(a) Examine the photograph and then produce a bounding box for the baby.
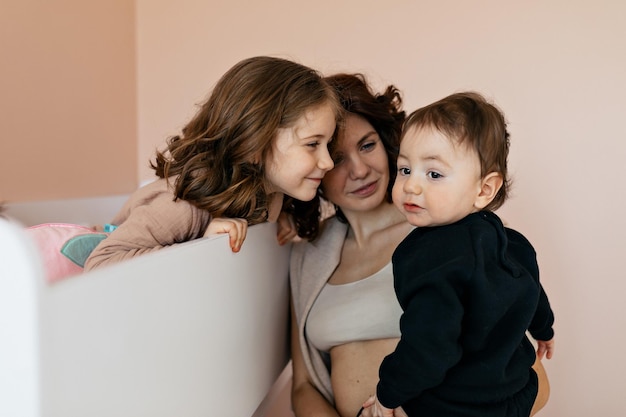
[365,92,555,417]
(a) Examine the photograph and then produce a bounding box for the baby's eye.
[398,167,411,176]
[427,171,443,179]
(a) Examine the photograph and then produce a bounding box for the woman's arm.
[530,357,550,416]
[290,301,340,417]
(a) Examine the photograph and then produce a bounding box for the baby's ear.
[474,172,503,210]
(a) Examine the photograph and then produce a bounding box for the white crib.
[1,196,293,417]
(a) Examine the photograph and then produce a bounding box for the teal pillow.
[60,233,108,267]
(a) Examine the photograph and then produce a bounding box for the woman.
[289,74,550,417]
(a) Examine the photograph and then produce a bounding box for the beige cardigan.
[290,217,349,404]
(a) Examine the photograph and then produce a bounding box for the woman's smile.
[349,180,378,197]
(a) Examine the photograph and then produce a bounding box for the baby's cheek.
[391,183,403,206]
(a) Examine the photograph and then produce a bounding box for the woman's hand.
[276,211,297,245]
[204,218,248,252]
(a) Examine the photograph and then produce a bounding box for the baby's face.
[392,126,484,227]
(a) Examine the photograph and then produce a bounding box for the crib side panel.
[38,222,291,417]
[4,194,129,227]
[0,218,42,417]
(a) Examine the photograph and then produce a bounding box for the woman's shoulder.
[290,217,347,276]
[294,217,347,248]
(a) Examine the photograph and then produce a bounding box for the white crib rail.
[0,218,291,417]
[3,194,130,227]
[0,218,43,417]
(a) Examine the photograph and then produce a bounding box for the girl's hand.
[276,211,297,245]
[204,218,248,252]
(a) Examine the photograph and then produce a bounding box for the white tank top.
[306,262,403,352]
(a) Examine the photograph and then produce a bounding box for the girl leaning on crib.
[85,56,341,271]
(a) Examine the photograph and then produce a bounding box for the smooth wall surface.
[0,0,137,202]
[137,1,625,416]
[2,1,625,415]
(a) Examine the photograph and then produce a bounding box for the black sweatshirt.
[377,211,554,414]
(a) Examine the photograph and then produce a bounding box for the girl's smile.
[265,102,336,201]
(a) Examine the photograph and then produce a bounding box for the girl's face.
[321,114,390,214]
[264,102,336,201]
[392,126,484,227]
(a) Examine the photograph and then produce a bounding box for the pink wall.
[0,0,137,202]
[2,0,625,415]
[136,1,626,415]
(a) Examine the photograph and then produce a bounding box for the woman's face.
[321,114,390,214]
[264,102,336,201]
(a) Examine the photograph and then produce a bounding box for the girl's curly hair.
[151,56,340,231]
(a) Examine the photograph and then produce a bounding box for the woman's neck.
[342,202,408,248]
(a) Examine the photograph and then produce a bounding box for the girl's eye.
[427,171,443,179]
[398,167,411,176]
[307,141,320,149]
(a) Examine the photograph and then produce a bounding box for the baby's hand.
[361,396,395,417]
[276,211,297,246]
[536,339,555,360]
[204,218,248,252]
